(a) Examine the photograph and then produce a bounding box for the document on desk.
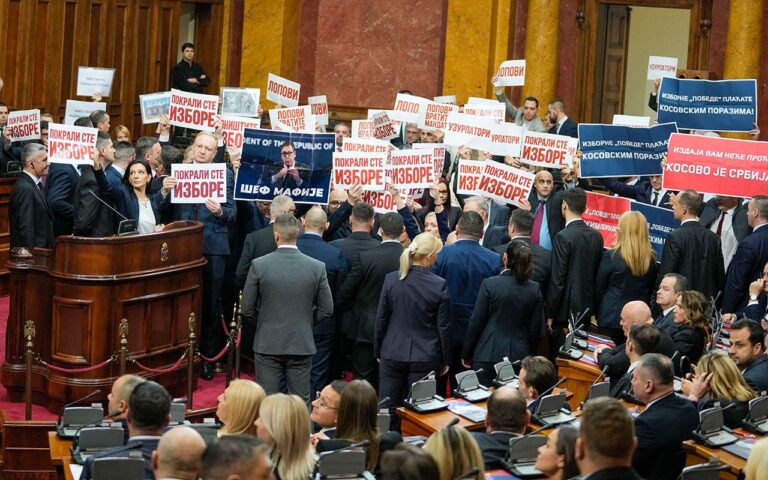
[70,464,84,479]
[447,400,486,423]
[722,438,756,460]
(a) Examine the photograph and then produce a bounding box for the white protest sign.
[477,160,535,207]
[171,163,227,204]
[434,95,457,104]
[495,60,526,87]
[456,159,484,195]
[413,143,446,180]
[76,67,115,97]
[489,122,523,157]
[443,111,493,151]
[371,111,399,140]
[362,190,398,214]
[64,100,106,125]
[647,56,678,80]
[220,115,262,151]
[612,115,651,127]
[351,119,376,139]
[308,95,329,126]
[48,123,98,166]
[367,110,402,134]
[266,73,300,107]
[168,89,219,132]
[342,137,391,154]
[464,103,505,124]
[269,105,316,133]
[390,93,429,123]
[6,109,41,142]
[467,97,500,105]
[390,150,434,189]
[520,131,578,168]
[418,101,458,130]
[332,151,387,191]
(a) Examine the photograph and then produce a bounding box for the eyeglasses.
[314,391,337,410]
[328,201,342,206]
[281,151,295,156]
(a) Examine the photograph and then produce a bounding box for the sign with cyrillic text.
[444,111,493,150]
[583,192,629,247]
[657,78,757,132]
[495,60,526,87]
[647,56,678,81]
[390,150,434,189]
[467,97,499,105]
[413,143,446,179]
[418,101,458,130]
[371,111,399,140]
[631,201,679,260]
[463,103,505,124]
[76,67,115,97]
[520,131,578,168]
[351,119,375,139]
[489,122,523,157]
[48,123,98,166]
[362,190,398,214]
[332,152,387,191]
[308,95,329,126]
[269,106,315,133]
[390,93,429,123]
[612,115,650,127]
[64,100,106,125]
[220,115,262,151]
[456,160,484,196]
[477,161,535,207]
[266,73,300,107]
[367,110,403,135]
[171,163,227,204]
[6,109,41,142]
[342,137,391,154]
[168,89,219,132]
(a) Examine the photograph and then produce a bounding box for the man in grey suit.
[493,82,546,133]
[241,213,333,404]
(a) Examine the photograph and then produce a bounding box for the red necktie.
[715,211,726,237]
[531,200,545,244]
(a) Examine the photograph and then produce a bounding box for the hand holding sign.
[161,176,178,196]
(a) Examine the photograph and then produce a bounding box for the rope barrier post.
[234,291,242,380]
[24,320,35,420]
[186,312,196,409]
[119,318,129,376]
[225,314,236,386]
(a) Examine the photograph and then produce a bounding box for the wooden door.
[595,4,630,123]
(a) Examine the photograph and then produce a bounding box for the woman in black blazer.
[596,212,658,344]
[461,242,544,386]
[375,233,450,428]
[670,290,709,364]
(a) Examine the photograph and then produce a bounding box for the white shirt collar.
[644,390,675,410]
[23,171,40,182]
[662,305,675,316]
[277,245,298,250]
[681,218,699,225]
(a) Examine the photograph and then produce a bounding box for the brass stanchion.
[119,318,129,376]
[186,313,197,408]
[24,320,35,420]
[234,291,243,379]
[225,305,237,386]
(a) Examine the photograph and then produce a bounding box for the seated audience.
[202,435,274,480]
[310,380,346,436]
[669,290,709,364]
[151,426,206,480]
[654,273,688,334]
[470,386,529,470]
[423,425,485,480]
[744,260,768,322]
[609,323,661,400]
[518,356,567,414]
[255,394,315,480]
[728,318,768,392]
[380,444,440,480]
[216,379,267,437]
[534,424,579,480]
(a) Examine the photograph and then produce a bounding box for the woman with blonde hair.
[595,211,658,344]
[683,351,756,428]
[423,425,485,480]
[375,233,449,431]
[112,125,131,143]
[255,394,314,480]
[216,379,266,436]
[671,290,710,363]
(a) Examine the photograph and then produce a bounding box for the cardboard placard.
[6,109,41,141]
[171,163,227,204]
[266,73,300,107]
[48,123,98,166]
[168,89,219,132]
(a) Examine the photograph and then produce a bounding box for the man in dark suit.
[729,319,768,392]
[460,196,509,250]
[654,273,687,333]
[518,356,563,414]
[171,132,236,380]
[723,196,768,315]
[546,99,578,138]
[744,260,768,322]
[297,207,348,395]
[631,353,699,480]
[73,132,117,237]
[337,212,404,387]
[80,381,171,480]
[546,188,604,352]
[471,386,529,470]
[576,398,645,480]
[263,140,311,189]
[10,143,54,249]
[150,425,206,480]
[494,208,551,295]
[241,214,333,404]
[598,175,671,208]
[657,190,725,302]
[528,170,565,250]
[699,195,750,270]
[236,194,295,285]
[609,324,660,400]
[433,211,500,388]
[45,161,80,237]
[106,141,134,190]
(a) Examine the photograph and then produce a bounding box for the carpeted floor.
[0,295,244,420]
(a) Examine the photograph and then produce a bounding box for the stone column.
[521,0,560,107]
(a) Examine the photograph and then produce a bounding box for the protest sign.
[76,67,115,97]
[414,143,446,179]
[463,103,505,124]
[351,119,375,139]
[467,97,500,105]
[266,73,300,107]
[332,151,387,191]
[520,131,578,168]
[236,128,334,204]
[477,161,535,207]
[48,123,98,166]
[583,192,630,248]
[362,190,398,214]
[308,95,329,126]
[221,88,260,117]
[456,159,485,195]
[269,105,316,133]
[371,111,399,140]
[434,95,457,104]
[6,109,41,142]
[390,93,429,123]
[612,115,650,127]
[495,60,526,87]
[367,110,403,134]
[64,100,106,125]
[139,92,171,124]
[342,137,391,154]
[168,89,219,132]
[578,122,677,178]
[444,111,493,151]
[417,101,458,130]
[647,56,678,80]
[220,115,262,151]
[489,122,523,157]
[390,150,434,189]
[657,78,757,132]
[631,201,679,260]
[663,133,768,198]
[171,163,227,204]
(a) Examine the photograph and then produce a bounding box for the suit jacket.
[296,233,348,337]
[375,267,450,364]
[462,272,543,364]
[92,168,166,230]
[656,220,725,302]
[744,298,767,322]
[609,369,634,399]
[494,237,551,298]
[73,166,117,237]
[586,467,646,480]
[45,162,79,236]
[699,198,751,242]
[105,164,124,190]
[495,92,547,132]
[597,178,671,208]
[236,224,278,285]
[669,324,706,364]
[331,231,381,267]
[482,225,510,250]
[527,189,566,244]
[595,250,658,330]
[655,309,676,335]
[742,354,768,392]
[80,437,160,480]
[546,220,604,325]
[632,392,699,480]
[337,241,402,344]
[433,240,501,347]
[549,118,578,138]
[10,173,54,249]
[471,430,522,470]
[598,328,676,383]
[241,247,333,356]
[722,225,768,314]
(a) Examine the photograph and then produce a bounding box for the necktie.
[531,200,545,244]
[715,211,726,237]
[36,180,42,191]
[651,191,659,206]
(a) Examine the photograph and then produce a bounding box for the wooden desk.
[683,429,755,480]
[556,336,613,410]
[48,431,72,466]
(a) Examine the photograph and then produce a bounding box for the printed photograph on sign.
[220,88,260,117]
[139,92,171,124]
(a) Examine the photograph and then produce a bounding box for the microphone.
[444,417,460,429]
[377,397,390,407]
[456,369,484,392]
[526,424,550,436]
[456,467,480,480]
[72,411,122,451]
[313,439,371,476]
[89,190,129,220]
[589,366,609,388]
[407,370,435,401]
[58,389,101,426]
[537,378,566,399]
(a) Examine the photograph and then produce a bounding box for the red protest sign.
[390,150,434,189]
[332,152,387,191]
[477,161,535,207]
[342,138,391,154]
[583,191,630,247]
[413,143,445,180]
[168,89,219,132]
[48,123,98,165]
[418,101,458,130]
[663,133,768,197]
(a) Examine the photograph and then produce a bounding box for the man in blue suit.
[297,207,348,395]
[723,196,768,315]
[171,132,236,380]
[433,211,500,389]
[598,175,671,208]
[46,162,80,237]
[546,99,578,138]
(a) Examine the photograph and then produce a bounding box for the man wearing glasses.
[309,380,347,440]
[265,140,311,189]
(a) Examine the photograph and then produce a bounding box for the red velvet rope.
[41,357,113,373]
[133,352,187,374]
[199,340,231,363]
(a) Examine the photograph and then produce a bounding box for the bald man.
[471,386,530,469]
[527,170,565,250]
[595,301,677,385]
[151,426,206,480]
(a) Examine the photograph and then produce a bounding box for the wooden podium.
[1,221,206,412]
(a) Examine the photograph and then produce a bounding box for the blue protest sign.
[630,201,680,260]
[579,122,677,178]
[236,128,335,204]
[657,78,757,132]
